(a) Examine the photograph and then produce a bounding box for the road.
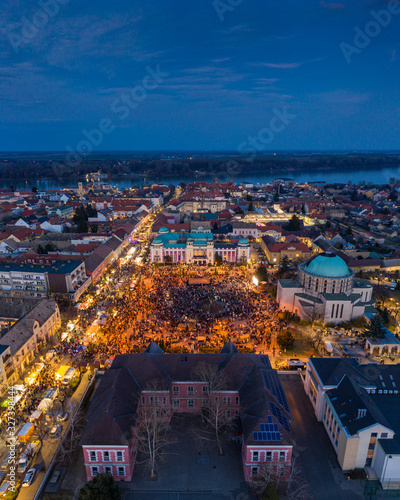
[280,373,364,500]
[16,373,91,500]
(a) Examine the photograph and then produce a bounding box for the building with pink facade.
[81,342,293,483]
[150,227,251,265]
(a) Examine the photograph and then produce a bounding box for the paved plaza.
[119,414,251,500]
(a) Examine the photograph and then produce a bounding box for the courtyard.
[62,413,250,499]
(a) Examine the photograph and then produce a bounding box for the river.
[1,164,399,191]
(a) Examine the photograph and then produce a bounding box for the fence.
[364,480,400,499]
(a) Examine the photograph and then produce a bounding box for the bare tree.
[249,462,285,498]
[191,361,238,456]
[57,400,85,465]
[33,401,63,447]
[284,456,310,500]
[249,456,309,500]
[134,379,175,479]
[310,329,325,355]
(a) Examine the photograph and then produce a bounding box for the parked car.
[0,482,10,497]
[50,425,62,438]
[57,413,68,422]
[22,468,36,487]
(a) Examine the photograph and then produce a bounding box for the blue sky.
[0,0,399,152]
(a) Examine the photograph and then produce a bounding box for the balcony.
[5,365,14,377]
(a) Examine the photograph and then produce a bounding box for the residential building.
[0,299,60,384]
[261,236,312,264]
[0,260,89,301]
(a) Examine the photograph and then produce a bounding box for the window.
[187,386,194,395]
[154,396,158,405]
[90,451,96,462]
[226,410,231,418]
[142,396,145,404]
[251,467,259,477]
[223,396,227,405]
[104,466,112,475]
[235,396,239,405]
[234,410,239,416]
[173,400,180,408]
[371,433,377,438]
[215,396,219,405]
[368,443,375,450]
[149,396,154,404]
[117,467,125,477]
[162,396,166,405]
[116,451,123,462]
[173,386,179,395]
[91,466,99,476]
[279,452,285,461]
[381,433,388,438]
[252,451,259,461]
[202,386,208,395]
[265,451,272,462]
[188,399,194,407]
[103,451,110,462]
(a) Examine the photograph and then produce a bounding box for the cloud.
[308,89,370,105]
[252,62,302,69]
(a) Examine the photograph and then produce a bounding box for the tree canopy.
[78,473,121,500]
[287,214,301,232]
[363,314,387,339]
[276,330,295,350]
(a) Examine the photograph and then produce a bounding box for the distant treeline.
[0,153,399,181]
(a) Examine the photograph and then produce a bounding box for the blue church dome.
[238,238,250,246]
[158,227,169,234]
[304,252,350,278]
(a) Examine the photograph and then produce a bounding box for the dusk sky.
[0,0,399,152]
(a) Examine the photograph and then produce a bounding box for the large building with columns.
[150,227,251,265]
[277,252,375,324]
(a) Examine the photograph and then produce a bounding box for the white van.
[325,341,333,354]
[63,368,75,385]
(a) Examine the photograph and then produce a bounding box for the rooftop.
[302,252,352,278]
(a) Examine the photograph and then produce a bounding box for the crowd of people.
[79,263,287,359]
[0,363,61,439]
